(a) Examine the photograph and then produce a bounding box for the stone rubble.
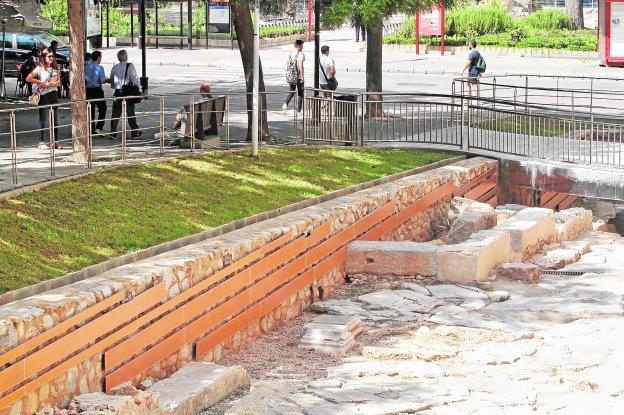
[299,315,363,354]
[37,363,250,415]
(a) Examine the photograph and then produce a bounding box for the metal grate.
[540,270,585,277]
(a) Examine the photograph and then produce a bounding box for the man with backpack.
[283,40,305,114]
[461,40,486,97]
[320,45,337,94]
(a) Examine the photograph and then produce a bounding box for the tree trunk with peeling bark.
[366,21,383,118]
[232,0,269,141]
[565,0,584,29]
[67,0,89,162]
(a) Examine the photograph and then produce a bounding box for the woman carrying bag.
[26,48,62,150]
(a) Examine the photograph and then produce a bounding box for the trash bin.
[333,94,358,143]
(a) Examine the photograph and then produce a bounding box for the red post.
[307,0,313,42]
[440,4,445,56]
[415,12,419,55]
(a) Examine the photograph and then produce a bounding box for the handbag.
[28,92,40,106]
[121,63,142,104]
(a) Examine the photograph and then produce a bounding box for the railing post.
[86,102,93,169]
[360,93,365,147]
[460,95,466,151]
[466,96,471,152]
[48,106,56,177]
[190,95,196,152]
[524,75,528,114]
[10,110,17,185]
[492,77,496,110]
[301,88,306,144]
[159,96,165,157]
[121,99,128,163]
[226,95,230,150]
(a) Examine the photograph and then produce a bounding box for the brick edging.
[0,155,466,305]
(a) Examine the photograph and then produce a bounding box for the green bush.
[446,6,513,37]
[519,9,572,30]
[40,0,68,35]
[383,6,597,52]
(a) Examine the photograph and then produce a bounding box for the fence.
[302,87,624,169]
[3,78,624,194]
[0,90,303,192]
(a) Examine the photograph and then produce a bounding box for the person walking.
[354,14,366,43]
[319,45,337,93]
[85,50,109,135]
[282,40,305,114]
[25,48,61,150]
[461,40,484,97]
[109,50,142,139]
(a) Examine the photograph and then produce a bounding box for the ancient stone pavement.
[226,229,624,415]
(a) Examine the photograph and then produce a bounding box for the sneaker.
[108,134,117,140]
[95,128,107,135]
[282,103,288,115]
[131,131,143,139]
[37,142,48,150]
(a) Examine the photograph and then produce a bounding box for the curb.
[0,154,466,305]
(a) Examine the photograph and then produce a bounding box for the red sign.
[418,6,444,36]
[416,4,445,55]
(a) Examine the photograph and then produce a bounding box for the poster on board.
[85,0,102,37]
[418,6,444,36]
[209,4,231,33]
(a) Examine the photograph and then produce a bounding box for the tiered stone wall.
[0,157,496,415]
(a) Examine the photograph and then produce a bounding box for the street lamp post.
[0,19,7,99]
[139,0,148,92]
[252,0,260,157]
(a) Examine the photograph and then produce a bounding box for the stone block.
[530,248,582,270]
[447,210,497,244]
[554,208,593,242]
[495,208,518,225]
[496,204,528,212]
[494,208,556,259]
[345,240,438,277]
[145,362,250,415]
[448,197,494,225]
[494,263,540,283]
[436,229,511,283]
[299,314,363,354]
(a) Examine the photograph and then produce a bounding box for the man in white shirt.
[109,49,142,139]
[319,45,337,92]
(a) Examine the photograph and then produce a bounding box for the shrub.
[446,6,513,37]
[40,0,68,35]
[520,9,572,30]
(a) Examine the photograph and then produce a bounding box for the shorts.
[467,75,480,84]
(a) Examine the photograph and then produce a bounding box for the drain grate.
[540,270,585,277]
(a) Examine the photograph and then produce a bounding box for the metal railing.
[0,90,304,192]
[302,89,624,169]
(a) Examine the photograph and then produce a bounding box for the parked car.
[0,31,70,77]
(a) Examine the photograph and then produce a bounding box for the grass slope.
[0,148,451,294]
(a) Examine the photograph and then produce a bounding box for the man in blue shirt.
[461,40,481,97]
[85,50,109,134]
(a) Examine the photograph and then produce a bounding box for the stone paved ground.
[214,229,624,414]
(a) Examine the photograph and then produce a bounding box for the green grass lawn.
[0,147,451,294]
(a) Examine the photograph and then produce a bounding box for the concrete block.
[494,263,540,283]
[555,208,593,242]
[345,240,438,277]
[494,208,556,259]
[146,363,250,415]
[495,208,518,225]
[436,229,511,283]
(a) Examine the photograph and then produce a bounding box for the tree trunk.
[365,20,383,118]
[67,0,89,162]
[565,0,584,29]
[231,0,269,141]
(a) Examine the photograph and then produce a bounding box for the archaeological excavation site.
[1,156,624,415]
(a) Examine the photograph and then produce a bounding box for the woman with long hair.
[26,48,61,149]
